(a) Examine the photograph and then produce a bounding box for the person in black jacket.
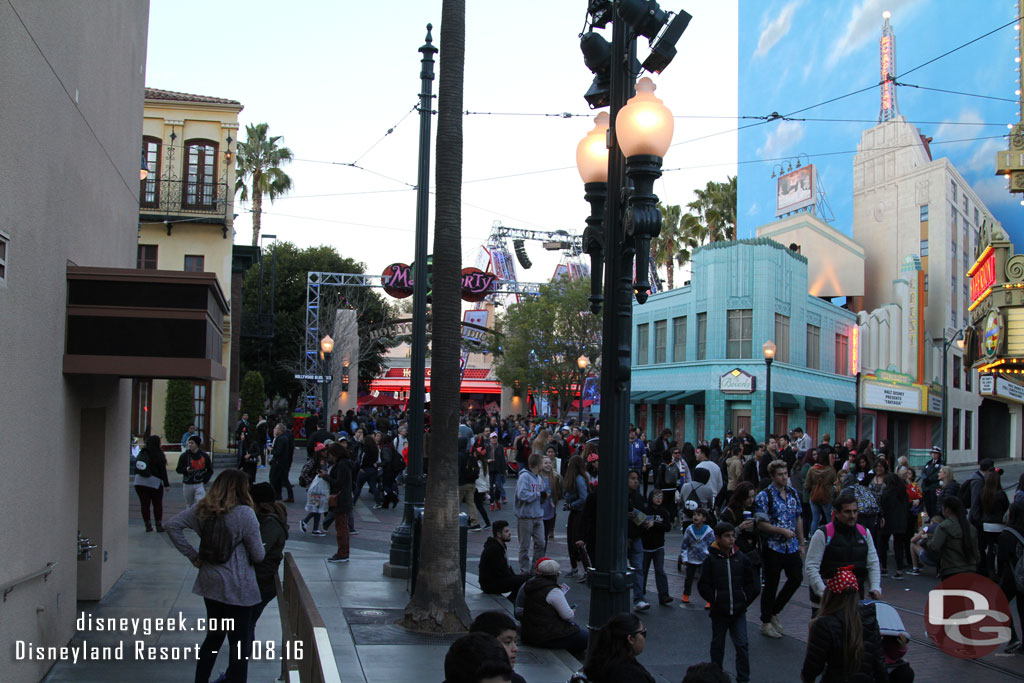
[478,521,529,602]
[176,435,214,506]
[800,566,887,682]
[640,490,673,606]
[698,522,759,683]
[997,501,1024,653]
[582,612,655,683]
[249,482,288,639]
[322,442,353,563]
[134,435,170,532]
[268,423,292,502]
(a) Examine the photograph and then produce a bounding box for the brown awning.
[64,266,228,380]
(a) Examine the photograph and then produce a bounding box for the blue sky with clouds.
[737,0,1022,247]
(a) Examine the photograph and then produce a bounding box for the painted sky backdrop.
[737,0,1022,248]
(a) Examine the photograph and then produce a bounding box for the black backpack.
[197,515,237,565]
[464,455,480,483]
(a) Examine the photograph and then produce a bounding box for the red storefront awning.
[370,367,502,395]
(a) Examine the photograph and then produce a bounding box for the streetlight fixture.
[576,1,687,635]
[763,340,776,442]
[320,334,334,415]
[936,328,964,459]
[577,354,590,424]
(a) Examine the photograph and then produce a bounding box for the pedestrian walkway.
[43,459,1024,682]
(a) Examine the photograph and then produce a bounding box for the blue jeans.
[642,548,669,601]
[491,471,506,502]
[628,537,644,602]
[810,501,830,532]
[355,468,379,503]
[710,614,750,682]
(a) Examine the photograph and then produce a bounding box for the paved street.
[43,460,1024,681]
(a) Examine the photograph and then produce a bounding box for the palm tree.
[235,123,294,246]
[651,202,682,289]
[688,176,737,243]
[400,0,472,633]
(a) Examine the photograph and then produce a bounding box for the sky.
[145,0,739,285]
[737,0,1023,246]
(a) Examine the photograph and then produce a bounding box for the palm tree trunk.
[400,0,471,633]
[666,261,674,290]
[251,179,263,246]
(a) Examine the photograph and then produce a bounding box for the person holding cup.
[721,482,761,567]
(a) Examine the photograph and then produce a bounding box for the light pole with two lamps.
[936,329,964,459]
[763,340,776,442]
[320,334,334,417]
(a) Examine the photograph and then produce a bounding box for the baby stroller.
[865,600,914,683]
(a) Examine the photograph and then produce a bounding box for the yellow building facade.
[136,89,243,451]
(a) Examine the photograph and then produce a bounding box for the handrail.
[2,562,57,602]
[277,553,341,683]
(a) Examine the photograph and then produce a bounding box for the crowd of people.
[133,404,1024,682]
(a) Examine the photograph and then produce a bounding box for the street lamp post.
[385,24,436,578]
[320,335,334,416]
[575,2,682,632]
[577,354,589,425]
[763,340,776,442]
[937,329,965,459]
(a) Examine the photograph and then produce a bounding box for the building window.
[920,204,929,222]
[192,381,210,448]
[951,180,957,203]
[920,239,928,256]
[966,364,972,392]
[183,139,218,209]
[654,320,667,364]
[965,410,973,450]
[774,313,791,363]
[963,195,968,214]
[953,355,961,389]
[672,316,686,362]
[975,207,980,225]
[951,240,956,260]
[137,244,158,269]
[952,407,961,450]
[727,309,753,359]
[774,410,788,439]
[924,274,929,291]
[184,255,205,272]
[0,231,7,285]
[140,136,161,207]
[636,323,649,365]
[951,206,957,230]
[131,379,152,436]
[697,313,707,360]
[806,324,821,370]
[835,333,849,375]
[963,247,968,272]
[835,418,847,443]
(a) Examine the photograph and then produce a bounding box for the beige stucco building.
[0,3,149,681]
[136,89,243,451]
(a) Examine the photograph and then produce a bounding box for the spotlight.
[618,0,670,40]
[581,32,612,108]
[643,9,691,73]
[513,239,533,269]
[588,0,614,28]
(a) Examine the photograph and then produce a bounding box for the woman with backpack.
[979,470,1010,577]
[166,469,265,683]
[997,501,1024,653]
[878,473,910,578]
[804,449,837,533]
[563,454,589,577]
[133,435,169,532]
[926,496,980,580]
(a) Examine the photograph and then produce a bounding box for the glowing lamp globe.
[615,77,674,158]
[762,340,777,360]
[576,112,610,183]
[320,335,335,354]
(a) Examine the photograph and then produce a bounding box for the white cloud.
[757,120,805,159]
[933,109,985,143]
[826,0,924,67]
[747,201,760,216]
[755,2,801,58]
[967,138,1004,174]
[972,176,1018,211]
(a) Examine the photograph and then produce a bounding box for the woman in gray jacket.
[167,469,265,683]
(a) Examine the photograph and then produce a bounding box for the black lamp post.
[937,329,964,459]
[320,335,334,416]
[385,24,435,578]
[763,340,775,442]
[577,354,589,424]
[575,1,685,634]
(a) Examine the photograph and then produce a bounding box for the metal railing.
[1,562,56,602]
[139,179,230,219]
[277,553,341,683]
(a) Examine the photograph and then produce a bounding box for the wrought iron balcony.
[139,178,231,221]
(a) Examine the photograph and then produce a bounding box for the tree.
[400,0,471,634]
[687,176,737,244]
[164,379,193,446]
[235,123,294,246]
[493,277,602,417]
[651,202,683,289]
[240,242,393,407]
[239,371,266,420]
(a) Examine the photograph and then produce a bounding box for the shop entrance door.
[979,398,1010,464]
[887,417,910,458]
[732,410,751,438]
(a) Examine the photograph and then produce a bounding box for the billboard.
[776,164,816,216]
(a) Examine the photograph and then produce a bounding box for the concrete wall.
[0,2,149,681]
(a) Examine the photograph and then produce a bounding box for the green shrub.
[164,379,194,445]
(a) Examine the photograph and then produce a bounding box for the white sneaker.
[770,615,784,634]
[760,622,782,639]
[633,600,651,611]
[300,520,307,533]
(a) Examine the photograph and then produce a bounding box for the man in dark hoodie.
[479,521,529,602]
[698,522,760,683]
[249,482,288,640]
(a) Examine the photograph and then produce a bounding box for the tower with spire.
[879,10,899,122]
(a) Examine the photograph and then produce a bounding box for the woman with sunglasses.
[581,612,654,683]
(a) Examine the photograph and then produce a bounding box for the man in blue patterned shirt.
[754,459,806,639]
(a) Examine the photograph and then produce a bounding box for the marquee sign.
[719,368,756,394]
[969,247,996,309]
[381,260,496,302]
